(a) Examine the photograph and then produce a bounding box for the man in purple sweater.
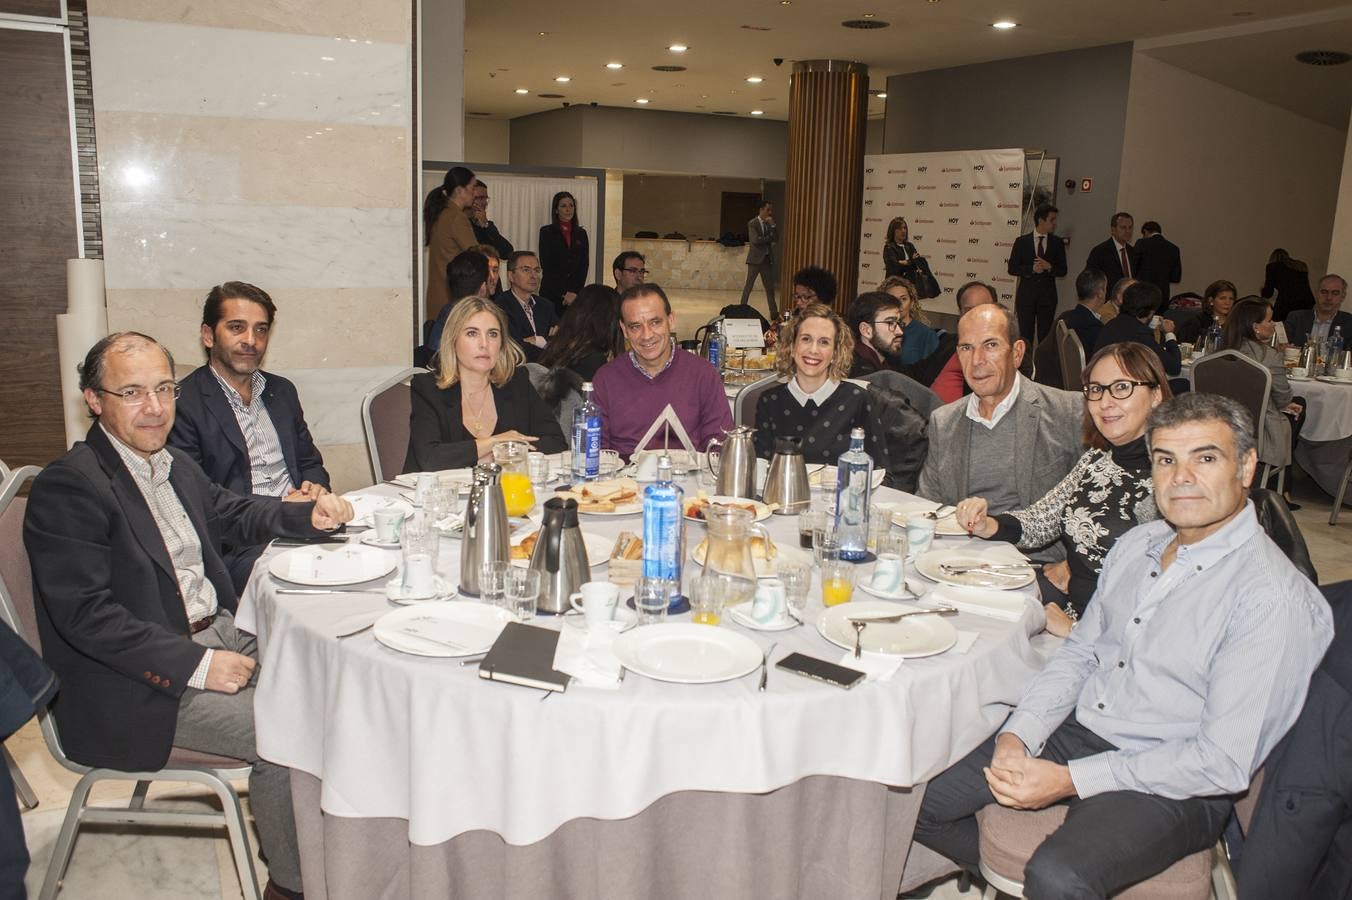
[593,283,734,456]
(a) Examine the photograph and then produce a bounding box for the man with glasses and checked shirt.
[24,332,353,900]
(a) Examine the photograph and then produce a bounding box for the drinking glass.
[422,483,455,531]
[689,576,720,626]
[775,561,811,623]
[813,519,841,567]
[479,560,509,609]
[633,576,673,626]
[867,505,892,554]
[820,561,856,607]
[506,568,540,622]
[798,510,823,551]
[877,532,908,561]
[399,516,440,598]
[526,451,551,490]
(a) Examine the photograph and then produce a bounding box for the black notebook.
[478,622,570,693]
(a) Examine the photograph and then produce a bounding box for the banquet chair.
[5,742,37,809]
[1192,351,1283,493]
[0,466,263,900]
[861,369,942,420]
[732,373,783,428]
[1329,450,1352,526]
[1057,326,1086,393]
[361,366,423,482]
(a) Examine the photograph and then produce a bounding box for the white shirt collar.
[1112,238,1130,253]
[787,377,839,407]
[964,373,1022,429]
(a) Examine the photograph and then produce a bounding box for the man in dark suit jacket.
[740,200,778,317]
[1132,221,1182,312]
[25,332,353,900]
[1084,211,1136,299]
[1093,281,1183,381]
[169,282,330,591]
[494,250,558,363]
[1032,269,1108,388]
[1283,274,1351,347]
[1008,203,1068,345]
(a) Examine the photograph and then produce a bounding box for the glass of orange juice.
[820,561,856,607]
[493,441,535,516]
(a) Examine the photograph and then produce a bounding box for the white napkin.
[930,586,1027,622]
[344,493,414,527]
[554,627,623,690]
[286,547,368,583]
[953,630,980,654]
[836,651,903,682]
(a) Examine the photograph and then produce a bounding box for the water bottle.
[1326,326,1345,377]
[642,455,684,605]
[707,319,725,373]
[570,382,602,482]
[834,427,873,561]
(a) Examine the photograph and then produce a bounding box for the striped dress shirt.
[109,435,216,689]
[1002,501,1332,800]
[209,367,295,497]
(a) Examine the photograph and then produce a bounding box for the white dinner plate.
[809,466,887,491]
[268,544,396,587]
[914,549,1036,590]
[611,623,763,684]
[727,602,798,632]
[889,503,967,537]
[1316,375,1352,385]
[510,530,613,569]
[816,600,958,658]
[372,602,513,658]
[684,496,773,523]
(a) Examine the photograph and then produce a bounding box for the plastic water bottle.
[571,382,602,482]
[642,455,684,605]
[1326,326,1345,376]
[834,427,873,561]
[707,319,725,373]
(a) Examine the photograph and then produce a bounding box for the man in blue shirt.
[914,392,1332,899]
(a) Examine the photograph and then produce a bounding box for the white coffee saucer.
[360,534,402,550]
[727,601,798,632]
[385,574,456,605]
[858,580,914,602]
[561,607,638,633]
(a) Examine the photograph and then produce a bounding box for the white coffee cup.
[400,551,436,598]
[750,578,786,624]
[905,515,937,559]
[569,581,620,629]
[870,553,906,594]
[372,508,407,543]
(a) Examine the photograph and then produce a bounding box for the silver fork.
[847,606,958,626]
[758,641,778,692]
[924,505,956,520]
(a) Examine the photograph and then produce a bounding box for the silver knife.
[847,606,958,625]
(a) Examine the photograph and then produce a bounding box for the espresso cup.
[372,508,407,544]
[905,515,937,559]
[569,581,620,629]
[750,578,786,624]
[400,551,436,599]
[870,553,906,594]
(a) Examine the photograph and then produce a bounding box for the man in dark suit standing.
[1133,221,1182,313]
[493,250,558,363]
[170,282,330,592]
[740,201,778,318]
[1008,203,1067,345]
[1084,211,1136,299]
[26,332,353,900]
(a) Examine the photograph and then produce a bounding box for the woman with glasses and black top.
[952,342,1171,635]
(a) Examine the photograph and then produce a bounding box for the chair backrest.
[1192,350,1271,458]
[1057,328,1086,392]
[732,374,784,428]
[859,369,941,420]
[524,362,581,448]
[361,367,423,482]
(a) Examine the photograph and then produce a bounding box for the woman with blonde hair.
[879,275,940,365]
[404,297,565,472]
[751,303,891,470]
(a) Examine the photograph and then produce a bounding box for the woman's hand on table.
[475,431,539,461]
[953,496,998,538]
[1043,603,1074,638]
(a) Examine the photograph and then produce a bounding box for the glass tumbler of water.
[775,561,811,622]
[634,576,673,625]
[479,560,509,609]
[812,519,841,567]
[506,568,541,622]
[400,516,440,598]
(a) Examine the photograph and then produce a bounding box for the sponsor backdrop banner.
[858,148,1025,307]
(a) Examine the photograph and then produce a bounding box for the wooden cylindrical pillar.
[780,60,869,314]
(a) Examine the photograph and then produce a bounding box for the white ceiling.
[462,0,1352,123]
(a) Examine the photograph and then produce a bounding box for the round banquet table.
[237,479,1049,900]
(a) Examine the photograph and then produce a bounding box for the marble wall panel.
[87,0,408,44]
[98,112,407,208]
[89,18,409,126]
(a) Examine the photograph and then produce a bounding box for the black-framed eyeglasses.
[1082,380,1154,401]
[622,267,649,276]
[791,291,817,303]
[872,318,903,330]
[96,383,182,406]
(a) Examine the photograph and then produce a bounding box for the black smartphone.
[775,652,866,690]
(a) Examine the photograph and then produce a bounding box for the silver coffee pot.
[530,497,590,615]
[704,425,758,499]
[761,437,811,514]
[459,463,509,597]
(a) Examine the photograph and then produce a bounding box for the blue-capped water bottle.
[642,454,685,607]
[834,427,873,561]
[1325,325,1345,377]
[571,381,602,482]
[707,319,725,373]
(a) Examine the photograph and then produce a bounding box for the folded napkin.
[930,586,1028,622]
[836,651,902,682]
[344,493,414,527]
[953,630,980,654]
[554,626,624,690]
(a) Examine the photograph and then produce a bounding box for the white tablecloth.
[238,483,1046,847]
[1182,360,1352,442]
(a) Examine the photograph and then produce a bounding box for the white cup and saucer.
[858,552,911,601]
[729,579,797,632]
[564,581,635,633]
[362,507,407,549]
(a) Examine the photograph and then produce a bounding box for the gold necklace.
[465,385,493,436]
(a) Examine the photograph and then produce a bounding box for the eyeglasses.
[791,291,817,303]
[872,318,903,330]
[511,266,543,276]
[621,267,649,276]
[1082,380,1154,401]
[96,383,182,406]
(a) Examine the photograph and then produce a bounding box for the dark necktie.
[1119,246,1131,278]
[1036,235,1045,260]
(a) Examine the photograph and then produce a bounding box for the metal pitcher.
[459,463,509,596]
[704,426,758,499]
[529,497,590,614]
[762,437,811,514]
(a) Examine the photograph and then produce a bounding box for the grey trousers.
[740,261,778,317]
[174,610,301,892]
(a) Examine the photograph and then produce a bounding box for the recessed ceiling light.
[636,98,649,104]
[992,20,1018,29]
[538,31,548,36]
[606,62,623,69]
[514,88,529,94]
[862,12,875,17]
[842,18,889,29]
[652,64,687,72]
[780,0,791,5]
[668,44,688,53]
[878,92,887,99]
[751,110,764,115]
[746,76,763,83]
[554,75,571,82]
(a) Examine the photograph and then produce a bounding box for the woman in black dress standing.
[752,303,891,471]
[538,191,589,316]
[1260,247,1315,322]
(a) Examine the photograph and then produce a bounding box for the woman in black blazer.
[537,191,589,316]
[882,216,924,280]
[404,297,566,473]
